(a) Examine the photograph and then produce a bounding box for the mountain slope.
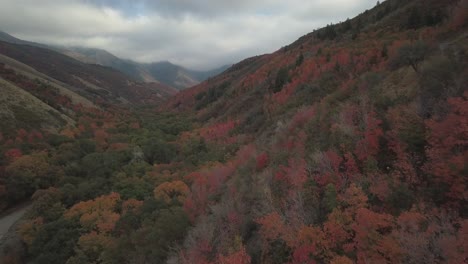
[0,77,73,134]
[64,48,229,89]
[161,0,467,262]
[0,38,176,140]
[0,31,228,90]
[0,40,177,105]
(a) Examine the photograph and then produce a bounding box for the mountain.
[161,0,466,262]
[0,32,230,90]
[0,39,177,137]
[62,47,230,89]
[0,40,176,104]
[1,0,466,263]
[0,31,47,47]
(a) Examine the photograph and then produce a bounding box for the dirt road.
[0,204,30,241]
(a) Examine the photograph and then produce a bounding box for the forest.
[0,0,466,263]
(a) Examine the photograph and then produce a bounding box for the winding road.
[0,203,30,242]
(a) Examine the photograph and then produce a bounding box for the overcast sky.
[0,0,377,70]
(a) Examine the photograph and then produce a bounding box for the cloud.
[0,0,377,70]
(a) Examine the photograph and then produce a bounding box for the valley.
[0,0,466,263]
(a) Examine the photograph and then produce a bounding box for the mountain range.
[0,31,230,90]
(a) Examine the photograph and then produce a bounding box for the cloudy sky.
[0,0,377,70]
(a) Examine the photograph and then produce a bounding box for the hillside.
[0,31,230,90]
[0,40,177,105]
[0,0,466,263]
[160,0,467,262]
[63,48,230,90]
[0,38,177,140]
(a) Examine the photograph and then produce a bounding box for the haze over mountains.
[0,31,230,90]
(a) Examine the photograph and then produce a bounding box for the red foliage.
[200,120,238,142]
[17,129,28,139]
[288,106,316,133]
[180,239,213,264]
[334,50,351,67]
[352,208,397,264]
[291,245,317,264]
[387,131,418,184]
[314,150,344,188]
[424,95,467,204]
[256,212,287,242]
[234,144,257,166]
[354,112,383,162]
[184,163,236,221]
[27,130,44,144]
[4,148,22,162]
[255,152,269,171]
[274,158,308,192]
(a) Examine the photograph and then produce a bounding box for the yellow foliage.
[64,192,120,234]
[18,217,44,246]
[6,152,49,179]
[154,180,190,203]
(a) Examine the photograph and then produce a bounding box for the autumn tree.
[5,152,57,202]
[424,95,467,206]
[154,180,190,203]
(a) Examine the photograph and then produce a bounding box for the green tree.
[272,67,289,93]
[390,41,430,72]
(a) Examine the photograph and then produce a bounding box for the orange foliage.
[256,212,287,242]
[122,199,143,214]
[154,180,190,203]
[18,217,44,246]
[65,192,120,234]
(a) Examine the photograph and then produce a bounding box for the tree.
[29,219,81,264]
[142,139,177,165]
[324,184,338,213]
[273,67,289,93]
[390,41,430,73]
[256,152,269,171]
[424,95,467,206]
[5,152,55,202]
[131,207,190,263]
[154,181,190,203]
[65,192,121,234]
[295,53,304,67]
[352,208,398,263]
